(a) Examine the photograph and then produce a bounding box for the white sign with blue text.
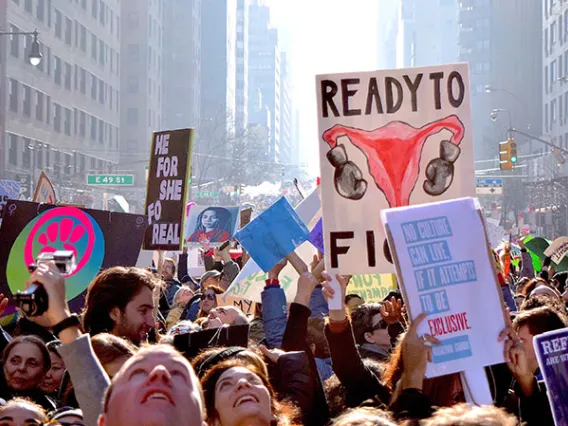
[381,197,506,378]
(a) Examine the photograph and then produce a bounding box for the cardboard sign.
[0,201,147,316]
[382,197,505,378]
[32,171,57,204]
[545,236,568,265]
[235,197,310,272]
[534,328,568,426]
[184,206,240,246]
[0,180,21,225]
[347,274,397,303]
[144,128,194,251]
[218,294,256,315]
[240,207,253,229]
[317,63,475,275]
[225,189,321,303]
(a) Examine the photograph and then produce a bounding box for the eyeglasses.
[367,319,388,332]
[201,294,216,301]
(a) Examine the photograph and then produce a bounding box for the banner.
[534,328,568,426]
[317,63,475,274]
[32,171,57,204]
[184,205,240,246]
[544,236,568,265]
[144,128,194,251]
[0,180,21,225]
[382,197,505,378]
[0,201,147,316]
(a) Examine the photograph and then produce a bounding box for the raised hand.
[321,272,352,321]
[294,271,320,307]
[0,294,8,318]
[259,345,286,364]
[381,296,403,325]
[268,259,288,281]
[25,262,69,326]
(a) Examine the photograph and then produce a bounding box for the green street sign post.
[87,174,134,186]
[194,191,219,198]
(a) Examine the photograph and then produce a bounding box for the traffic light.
[280,167,285,178]
[499,138,517,171]
[238,183,245,195]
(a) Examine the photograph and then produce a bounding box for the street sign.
[194,191,219,198]
[476,178,503,195]
[87,174,134,186]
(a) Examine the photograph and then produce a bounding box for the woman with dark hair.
[197,285,225,319]
[1,335,56,411]
[188,207,233,243]
[200,359,297,426]
[39,340,66,399]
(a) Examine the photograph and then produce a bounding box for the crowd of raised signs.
[0,234,567,426]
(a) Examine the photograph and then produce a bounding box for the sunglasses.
[367,319,388,332]
[201,294,216,301]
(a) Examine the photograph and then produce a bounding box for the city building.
[377,0,399,70]
[1,0,121,202]
[279,51,292,163]
[120,0,164,195]
[459,0,542,161]
[396,0,459,68]
[236,0,248,132]
[163,0,201,131]
[248,0,280,162]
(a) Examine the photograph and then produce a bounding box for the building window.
[80,25,87,51]
[10,25,20,57]
[90,116,97,140]
[99,0,105,25]
[24,0,32,13]
[8,134,18,166]
[91,34,97,60]
[98,120,104,143]
[9,79,18,112]
[561,95,565,124]
[55,9,62,39]
[552,21,558,46]
[126,43,139,62]
[91,74,97,100]
[35,91,44,121]
[46,47,52,75]
[81,0,87,10]
[560,54,564,79]
[65,63,72,91]
[126,108,138,125]
[22,85,32,117]
[54,56,62,85]
[99,39,105,66]
[54,103,62,132]
[80,68,86,94]
[46,96,51,124]
[99,80,105,104]
[552,60,558,84]
[36,0,45,21]
[74,65,78,90]
[80,111,86,137]
[545,28,549,56]
[65,108,72,136]
[65,17,72,45]
[92,0,98,18]
[552,99,558,124]
[126,76,138,93]
[22,139,31,168]
[36,144,43,169]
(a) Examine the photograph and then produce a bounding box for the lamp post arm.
[508,127,568,155]
[0,31,38,36]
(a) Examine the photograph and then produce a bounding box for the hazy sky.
[269,0,380,176]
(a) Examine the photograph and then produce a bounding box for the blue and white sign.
[382,197,506,378]
[476,178,503,195]
[0,180,21,225]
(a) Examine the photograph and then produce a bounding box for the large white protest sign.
[544,236,568,265]
[317,63,475,275]
[382,197,505,378]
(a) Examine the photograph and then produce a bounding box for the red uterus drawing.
[322,115,465,207]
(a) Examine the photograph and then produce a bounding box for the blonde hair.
[421,403,517,426]
[331,407,396,426]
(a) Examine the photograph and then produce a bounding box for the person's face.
[202,211,219,230]
[39,352,65,394]
[214,367,272,426]
[163,261,175,281]
[200,289,217,314]
[4,343,46,391]
[100,350,204,426]
[111,287,156,346]
[177,287,194,305]
[365,313,390,350]
[103,355,130,380]
[0,404,46,426]
[207,307,239,326]
[517,325,539,373]
[53,414,84,426]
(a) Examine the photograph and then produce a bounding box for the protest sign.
[0,180,21,225]
[144,128,194,251]
[184,206,240,246]
[32,171,57,204]
[317,63,475,275]
[544,236,568,265]
[346,274,397,303]
[484,218,507,248]
[240,207,253,228]
[308,218,325,253]
[534,328,568,426]
[225,189,321,303]
[235,197,310,272]
[0,200,147,316]
[218,294,257,315]
[382,197,505,377]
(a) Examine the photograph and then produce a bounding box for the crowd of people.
[0,237,566,426]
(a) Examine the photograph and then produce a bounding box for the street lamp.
[0,29,42,66]
[489,108,512,129]
[485,85,530,130]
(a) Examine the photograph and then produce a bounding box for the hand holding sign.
[321,272,352,318]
